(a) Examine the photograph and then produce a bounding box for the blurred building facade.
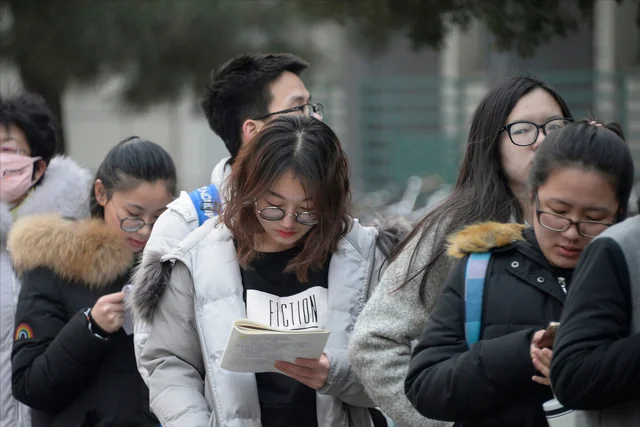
[344,0,640,194]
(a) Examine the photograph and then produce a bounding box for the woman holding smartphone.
[10,137,176,427]
[404,121,635,427]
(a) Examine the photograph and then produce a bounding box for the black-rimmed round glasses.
[501,117,573,146]
[535,197,613,238]
[116,213,155,232]
[252,103,324,121]
[254,201,318,226]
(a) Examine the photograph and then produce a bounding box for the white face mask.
[0,152,41,205]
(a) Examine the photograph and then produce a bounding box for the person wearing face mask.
[0,93,92,427]
[130,115,407,427]
[9,137,177,427]
[404,121,635,427]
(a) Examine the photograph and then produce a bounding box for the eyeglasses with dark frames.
[501,117,573,146]
[254,200,318,226]
[252,103,324,121]
[116,212,156,233]
[535,196,613,238]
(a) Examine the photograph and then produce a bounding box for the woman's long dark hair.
[389,76,572,303]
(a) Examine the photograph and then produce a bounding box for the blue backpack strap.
[464,252,492,348]
[188,184,221,226]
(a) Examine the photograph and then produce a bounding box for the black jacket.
[8,214,158,427]
[550,216,640,416]
[405,222,572,427]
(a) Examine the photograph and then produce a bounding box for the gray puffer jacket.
[1,156,91,427]
[130,217,408,427]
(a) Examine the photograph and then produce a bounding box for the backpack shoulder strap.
[463,251,492,348]
[188,184,221,226]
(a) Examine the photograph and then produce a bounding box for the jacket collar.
[447,222,527,259]
[446,221,571,302]
[1,155,92,245]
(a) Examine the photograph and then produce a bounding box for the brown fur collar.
[447,222,527,259]
[8,214,133,288]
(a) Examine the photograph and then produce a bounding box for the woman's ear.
[94,179,108,207]
[33,159,46,183]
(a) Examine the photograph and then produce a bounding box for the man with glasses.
[132,52,322,380]
[1,93,92,427]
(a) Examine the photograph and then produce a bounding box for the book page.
[235,319,328,334]
[220,323,330,373]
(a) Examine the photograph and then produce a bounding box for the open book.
[220,319,331,373]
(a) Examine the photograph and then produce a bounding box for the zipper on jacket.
[557,277,567,295]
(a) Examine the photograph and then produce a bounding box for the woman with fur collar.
[0,93,92,427]
[130,115,407,427]
[405,121,635,427]
[9,137,176,427]
[348,76,573,427]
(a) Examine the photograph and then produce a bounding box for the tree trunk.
[17,66,67,154]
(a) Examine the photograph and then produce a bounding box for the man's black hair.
[200,53,308,161]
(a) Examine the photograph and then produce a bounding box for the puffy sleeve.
[12,268,114,412]
[139,261,212,427]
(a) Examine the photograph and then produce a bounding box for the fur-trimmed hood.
[7,214,134,288]
[1,155,92,245]
[447,221,527,259]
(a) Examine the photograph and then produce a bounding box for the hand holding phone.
[537,322,560,349]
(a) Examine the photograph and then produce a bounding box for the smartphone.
[537,322,560,349]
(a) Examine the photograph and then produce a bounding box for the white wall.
[63,80,228,192]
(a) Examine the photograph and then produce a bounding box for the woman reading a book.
[131,115,406,427]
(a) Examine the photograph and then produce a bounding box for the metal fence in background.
[359,70,640,196]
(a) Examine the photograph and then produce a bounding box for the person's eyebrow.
[288,94,306,105]
[126,202,167,215]
[126,203,145,212]
[510,114,564,124]
[267,190,310,202]
[583,206,613,214]
[546,198,613,214]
